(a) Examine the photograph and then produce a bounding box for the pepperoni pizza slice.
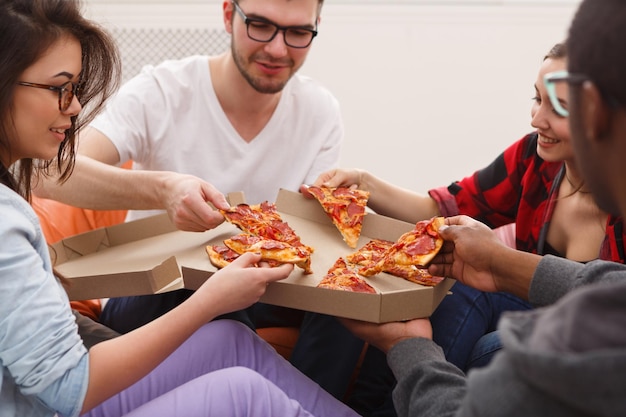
[206,245,241,269]
[317,258,377,294]
[220,202,313,273]
[345,238,393,270]
[358,217,445,286]
[206,244,284,269]
[382,264,445,287]
[382,216,445,266]
[307,186,370,248]
[222,234,310,265]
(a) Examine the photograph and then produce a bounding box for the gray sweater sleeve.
[529,255,626,307]
[387,338,466,417]
[388,264,626,417]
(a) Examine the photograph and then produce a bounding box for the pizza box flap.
[53,189,454,321]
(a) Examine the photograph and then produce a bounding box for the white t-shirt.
[90,55,344,221]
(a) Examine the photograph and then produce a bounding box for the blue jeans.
[100,289,255,333]
[430,281,531,370]
[468,330,502,368]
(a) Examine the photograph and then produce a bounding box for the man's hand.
[430,215,541,298]
[161,173,230,232]
[340,317,433,354]
[428,215,503,292]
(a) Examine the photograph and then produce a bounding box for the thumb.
[437,223,456,241]
[264,263,294,282]
[203,184,229,210]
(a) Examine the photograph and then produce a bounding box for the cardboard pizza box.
[52,189,454,322]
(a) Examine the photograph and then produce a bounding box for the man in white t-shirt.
[35,0,365,405]
[90,53,342,222]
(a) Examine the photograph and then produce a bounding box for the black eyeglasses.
[232,0,317,49]
[17,80,80,112]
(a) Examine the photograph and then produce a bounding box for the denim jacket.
[0,184,88,417]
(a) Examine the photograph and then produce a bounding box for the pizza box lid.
[52,189,454,322]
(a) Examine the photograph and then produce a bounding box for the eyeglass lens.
[60,83,76,111]
[543,73,569,117]
[247,21,315,48]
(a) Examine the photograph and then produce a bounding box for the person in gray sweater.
[343,0,626,415]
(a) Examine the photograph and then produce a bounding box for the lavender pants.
[82,320,359,417]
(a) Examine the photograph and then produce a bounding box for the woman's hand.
[196,253,294,316]
[300,168,365,197]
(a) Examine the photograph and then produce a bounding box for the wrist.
[492,246,539,299]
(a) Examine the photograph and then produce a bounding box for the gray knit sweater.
[388,256,626,417]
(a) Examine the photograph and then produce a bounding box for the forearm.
[529,255,626,306]
[82,290,219,412]
[34,155,171,211]
[490,246,542,300]
[388,338,466,417]
[360,170,440,223]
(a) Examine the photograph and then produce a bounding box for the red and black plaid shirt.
[429,132,625,263]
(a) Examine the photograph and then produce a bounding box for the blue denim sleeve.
[0,187,88,417]
[36,355,89,417]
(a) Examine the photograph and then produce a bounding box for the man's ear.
[580,81,612,143]
[223,1,234,34]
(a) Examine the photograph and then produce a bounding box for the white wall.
[84,0,581,192]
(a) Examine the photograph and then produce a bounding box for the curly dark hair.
[568,0,626,110]
[0,0,121,200]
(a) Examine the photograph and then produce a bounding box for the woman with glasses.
[0,1,360,416]
[304,42,626,415]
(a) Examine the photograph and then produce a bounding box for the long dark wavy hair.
[0,0,121,200]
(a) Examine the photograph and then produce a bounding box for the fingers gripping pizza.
[308,186,370,248]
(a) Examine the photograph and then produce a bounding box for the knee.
[196,320,256,343]
[217,366,264,385]
[468,331,502,370]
